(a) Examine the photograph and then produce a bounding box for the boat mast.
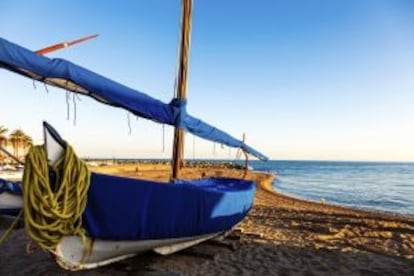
[172,0,193,179]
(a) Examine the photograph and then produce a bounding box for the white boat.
[0,179,22,216]
[41,116,255,270]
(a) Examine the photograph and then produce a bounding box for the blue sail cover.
[0,37,267,160]
[83,173,255,240]
[0,178,22,195]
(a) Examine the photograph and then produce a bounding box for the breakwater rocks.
[85,159,246,170]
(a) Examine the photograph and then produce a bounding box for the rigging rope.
[43,83,49,94]
[66,91,70,121]
[127,111,132,135]
[72,93,77,126]
[22,144,91,251]
[0,210,23,245]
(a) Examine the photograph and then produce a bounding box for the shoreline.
[254,171,413,222]
[1,163,413,275]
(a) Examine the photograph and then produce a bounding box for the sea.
[247,160,414,216]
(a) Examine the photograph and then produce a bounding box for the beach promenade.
[1,162,413,275]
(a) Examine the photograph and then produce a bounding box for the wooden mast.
[172,0,192,179]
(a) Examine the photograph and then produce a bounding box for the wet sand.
[1,163,413,275]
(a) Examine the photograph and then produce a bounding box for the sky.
[0,0,414,162]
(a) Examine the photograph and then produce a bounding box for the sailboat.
[0,0,267,270]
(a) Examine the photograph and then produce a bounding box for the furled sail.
[0,37,267,160]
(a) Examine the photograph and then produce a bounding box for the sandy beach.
[1,162,413,275]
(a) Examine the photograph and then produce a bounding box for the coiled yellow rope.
[22,144,91,251]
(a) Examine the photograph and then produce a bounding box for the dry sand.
[1,162,413,275]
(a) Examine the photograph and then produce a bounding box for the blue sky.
[1,0,413,161]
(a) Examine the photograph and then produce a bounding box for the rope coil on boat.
[22,144,91,251]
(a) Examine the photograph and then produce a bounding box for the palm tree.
[9,129,26,160]
[0,125,8,163]
[0,126,7,146]
[22,133,33,153]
